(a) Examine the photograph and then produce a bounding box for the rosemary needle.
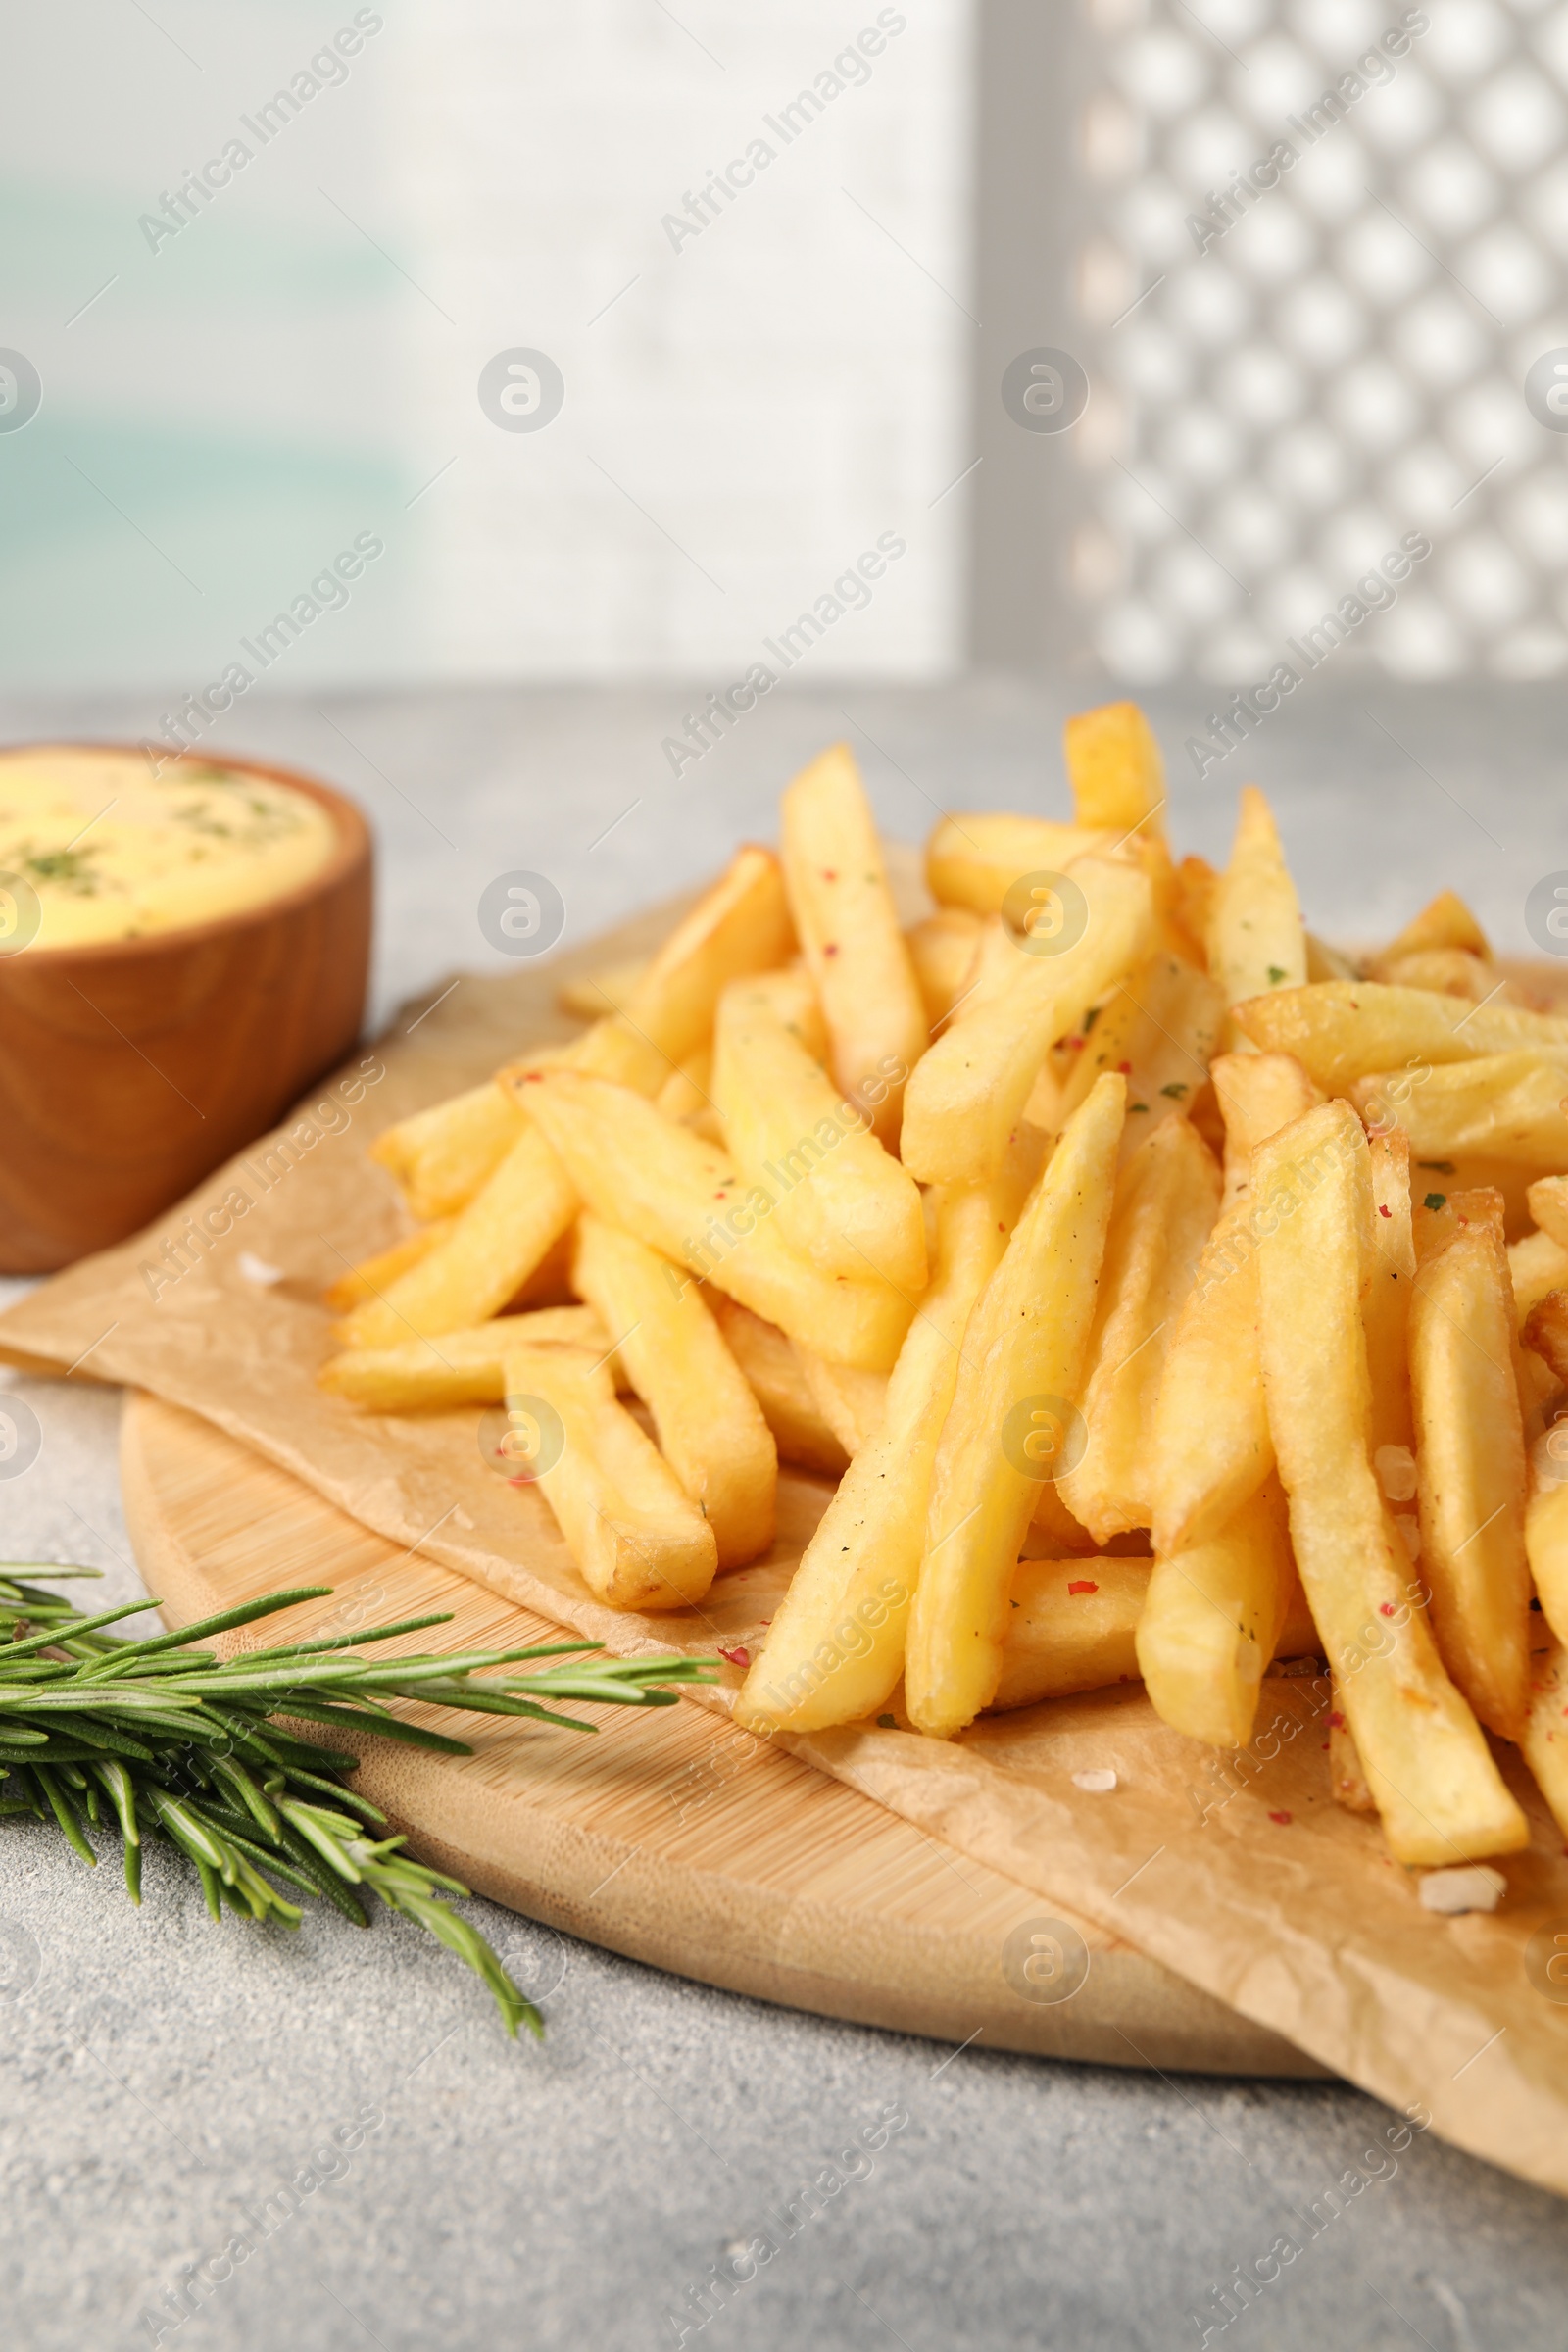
[0,1565,716,2036]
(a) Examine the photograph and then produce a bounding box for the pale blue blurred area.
[0,1,416,697]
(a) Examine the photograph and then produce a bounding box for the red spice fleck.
[1065,1035,1086,1051]
[821,868,838,881]
[1328,1710,1346,1729]
[823,942,840,957]
[1321,1740,1329,1749]
[1379,1204,1392,1218]
[1379,1601,1396,1616]
[522,1071,543,1083]
[1116,1060,1133,1075]
[1269,1810,1293,1826]
[718,1645,750,1669]
[1067,1579,1099,1595]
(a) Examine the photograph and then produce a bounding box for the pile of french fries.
[318,706,1568,1875]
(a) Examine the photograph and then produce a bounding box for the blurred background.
[5,0,1568,1000]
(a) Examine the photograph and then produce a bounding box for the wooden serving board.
[122,1390,1324,2076]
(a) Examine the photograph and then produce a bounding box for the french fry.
[345,849,796,1348]
[906,907,984,1028]
[501,1342,718,1609]
[337,1124,583,1351]
[1056,1114,1221,1542]
[1254,1100,1527,1865]
[1148,1054,1322,1556]
[1175,855,1217,962]
[1409,1220,1532,1736]
[708,1298,849,1478]
[1363,1129,1416,1464]
[571,1213,776,1570]
[1329,1683,1377,1813]
[656,1047,723,1144]
[779,744,927,1141]
[370,1083,526,1221]
[1136,1478,1297,1747]
[1351,1054,1568,1170]
[1235,979,1568,1090]
[900,857,1153,1185]
[318,1308,612,1412]
[1527,1471,1568,1650]
[1520,1642,1568,1841]
[521,1071,914,1371]
[1510,1228,1568,1324]
[1064,699,1166,837]
[1054,951,1223,1163]
[1305,934,1359,983]
[906,1073,1125,1739]
[712,975,927,1290]
[1528,1175,1568,1252]
[989,1556,1151,1711]
[1376,889,1492,967]
[1376,948,1497,1002]
[323,1218,456,1311]
[1524,1289,1568,1385]
[555,956,650,1021]
[1207,786,1306,1048]
[789,1343,889,1458]
[924,812,1115,917]
[736,1163,1030,1732]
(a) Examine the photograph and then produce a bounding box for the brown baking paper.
[4,891,1568,2198]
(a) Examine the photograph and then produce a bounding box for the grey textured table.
[2,678,1566,2351]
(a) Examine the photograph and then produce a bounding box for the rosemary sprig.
[0,1565,716,2037]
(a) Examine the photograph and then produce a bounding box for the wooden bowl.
[0,748,371,1274]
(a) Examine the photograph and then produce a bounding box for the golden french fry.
[906,1073,1125,1739]
[1525,1289,1568,1385]
[737,1168,1027,1733]
[708,1297,849,1478]
[1376,889,1492,968]
[571,1214,776,1571]
[370,1083,527,1222]
[1520,1642,1568,1841]
[1054,951,1223,1163]
[1057,1114,1220,1542]
[1207,786,1306,1047]
[901,857,1153,1185]
[905,907,984,1027]
[1409,1221,1532,1736]
[1063,699,1165,836]
[502,1342,718,1609]
[1255,1101,1526,1865]
[1175,855,1217,962]
[712,975,927,1290]
[1305,934,1359,983]
[521,1071,914,1371]
[989,1556,1151,1711]
[656,1046,723,1144]
[1376,948,1497,1002]
[614,842,796,1073]
[1148,1054,1322,1556]
[1329,1683,1377,1814]
[1235,979,1568,1090]
[1351,1054,1568,1170]
[923,812,1116,917]
[1510,1228,1568,1325]
[1364,1129,1416,1463]
[323,1218,456,1311]
[1136,1478,1297,1747]
[788,1343,888,1458]
[318,1307,612,1412]
[779,744,926,1141]
[1528,1175,1568,1252]
[337,1124,583,1350]
[555,956,650,1021]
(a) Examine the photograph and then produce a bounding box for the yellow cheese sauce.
[0,747,338,949]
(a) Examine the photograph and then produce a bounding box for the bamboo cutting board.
[121,1389,1324,2076]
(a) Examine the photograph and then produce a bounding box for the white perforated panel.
[1067,0,1568,680]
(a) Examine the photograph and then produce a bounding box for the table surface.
[3,677,1567,2351]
